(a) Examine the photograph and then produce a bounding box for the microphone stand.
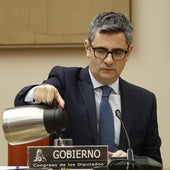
[115,110,135,169]
[109,110,162,170]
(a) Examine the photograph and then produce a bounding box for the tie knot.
[101,86,113,97]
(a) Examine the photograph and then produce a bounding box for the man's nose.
[104,53,114,63]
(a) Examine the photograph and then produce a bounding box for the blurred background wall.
[0,0,169,167]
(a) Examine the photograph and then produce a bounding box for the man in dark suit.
[14,12,162,163]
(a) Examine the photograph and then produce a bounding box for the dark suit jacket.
[14,66,162,163]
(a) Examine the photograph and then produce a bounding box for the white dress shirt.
[89,69,121,150]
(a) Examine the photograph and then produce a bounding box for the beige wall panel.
[0,0,130,46]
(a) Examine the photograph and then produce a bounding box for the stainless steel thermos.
[2,105,68,145]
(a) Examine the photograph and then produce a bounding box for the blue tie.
[99,86,115,152]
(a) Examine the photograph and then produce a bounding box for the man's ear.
[128,44,134,54]
[126,44,134,61]
[84,40,91,58]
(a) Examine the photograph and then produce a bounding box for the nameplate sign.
[28,145,108,169]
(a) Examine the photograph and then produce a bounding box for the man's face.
[85,31,133,85]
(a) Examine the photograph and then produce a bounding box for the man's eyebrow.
[92,45,127,51]
[112,48,127,52]
[96,47,127,52]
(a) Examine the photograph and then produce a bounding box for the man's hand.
[108,150,127,158]
[33,84,65,108]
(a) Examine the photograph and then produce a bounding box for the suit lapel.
[119,78,133,150]
[76,71,135,147]
[78,68,98,144]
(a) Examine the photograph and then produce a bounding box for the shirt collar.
[89,69,120,94]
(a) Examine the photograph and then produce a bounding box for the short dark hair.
[87,12,133,46]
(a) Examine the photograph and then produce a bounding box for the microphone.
[108,110,163,170]
[115,109,135,168]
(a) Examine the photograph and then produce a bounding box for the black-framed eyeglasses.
[90,44,128,61]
